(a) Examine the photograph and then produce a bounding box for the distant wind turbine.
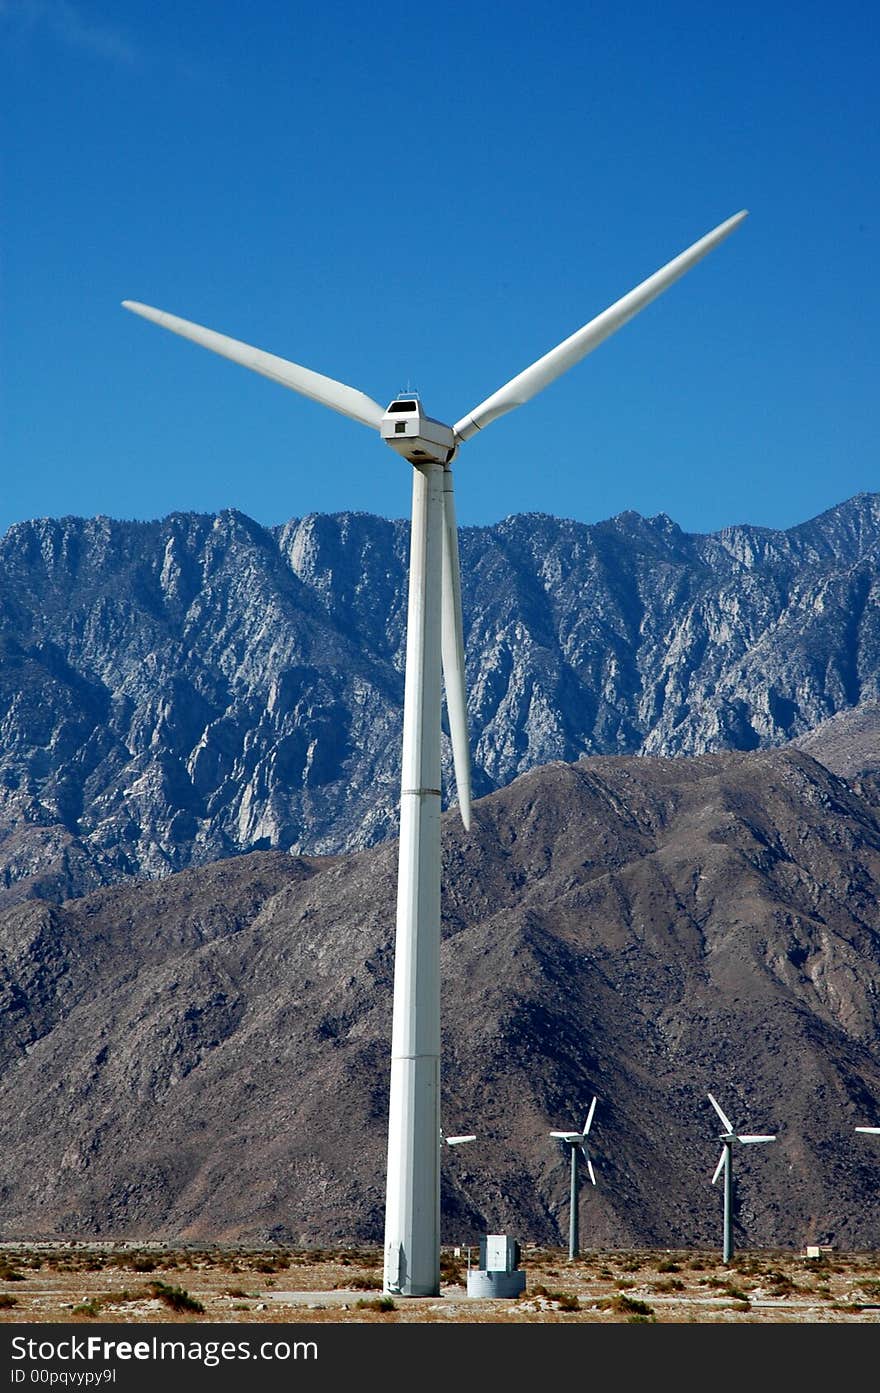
[122,207,747,1296]
[551,1095,598,1259]
[707,1092,776,1263]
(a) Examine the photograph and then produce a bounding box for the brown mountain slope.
[1,747,879,1251]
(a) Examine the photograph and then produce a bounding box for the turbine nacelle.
[707,1093,775,1183]
[379,397,458,466]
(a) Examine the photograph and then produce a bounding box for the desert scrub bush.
[0,1265,25,1281]
[527,1284,580,1310]
[617,1257,643,1273]
[0,1294,18,1309]
[857,1280,880,1299]
[440,1255,465,1285]
[614,1279,636,1290]
[652,1279,684,1293]
[554,1292,581,1312]
[345,1275,383,1291]
[355,1296,396,1312]
[723,1283,751,1301]
[72,1300,102,1318]
[656,1260,680,1273]
[149,1281,204,1314]
[606,1294,654,1317]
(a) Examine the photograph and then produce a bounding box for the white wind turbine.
[707,1091,776,1263]
[122,207,748,1296]
[551,1095,598,1259]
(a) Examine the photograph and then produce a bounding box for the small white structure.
[466,1234,526,1299]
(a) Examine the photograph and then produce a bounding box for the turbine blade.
[738,1134,776,1144]
[712,1148,727,1185]
[121,301,386,430]
[707,1092,735,1134]
[452,210,748,441]
[441,469,472,831]
[583,1095,597,1136]
[551,1131,581,1142]
[445,1134,476,1145]
[584,1149,596,1186]
[856,1126,880,1134]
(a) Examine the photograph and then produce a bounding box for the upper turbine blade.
[738,1134,776,1143]
[121,301,386,430]
[441,469,472,831]
[707,1092,735,1134]
[452,210,748,442]
[583,1095,597,1136]
[712,1148,727,1185]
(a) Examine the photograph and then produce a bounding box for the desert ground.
[0,1242,878,1324]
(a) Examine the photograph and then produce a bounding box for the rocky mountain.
[0,746,879,1250]
[794,700,880,779]
[1,492,880,907]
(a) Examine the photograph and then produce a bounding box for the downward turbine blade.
[452,210,748,442]
[583,1148,596,1186]
[583,1095,597,1136]
[441,469,472,831]
[707,1092,735,1134]
[121,301,386,430]
[738,1134,776,1144]
[712,1148,727,1185]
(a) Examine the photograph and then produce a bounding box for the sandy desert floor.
[0,1241,878,1324]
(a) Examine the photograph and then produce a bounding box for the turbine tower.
[550,1095,598,1259]
[707,1092,775,1263]
[122,208,747,1296]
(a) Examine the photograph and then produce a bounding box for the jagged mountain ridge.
[0,746,878,1248]
[2,492,880,906]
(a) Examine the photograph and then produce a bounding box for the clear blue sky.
[2,1,877,538]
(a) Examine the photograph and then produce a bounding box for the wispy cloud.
[0,0,137,65]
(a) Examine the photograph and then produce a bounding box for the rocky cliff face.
[0,747,878,1248]
[1,493,879,905]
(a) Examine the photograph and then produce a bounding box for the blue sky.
[2,1,877,538]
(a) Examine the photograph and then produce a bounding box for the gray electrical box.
[480,1234,521,1273]
[467,1233,526,1298]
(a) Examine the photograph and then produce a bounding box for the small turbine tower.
[550,1096,598,1260]
[707,1092,776,1263]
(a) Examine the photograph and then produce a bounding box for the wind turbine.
[550,1095,598,1259]
[122,207,748,1296]
[707,1092,775,1263]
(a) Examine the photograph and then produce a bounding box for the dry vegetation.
[0,1243,879,1323]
